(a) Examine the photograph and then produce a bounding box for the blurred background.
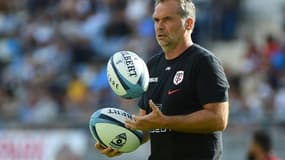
[0,0,284,159]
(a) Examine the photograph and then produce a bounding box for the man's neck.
[164,41,193,60]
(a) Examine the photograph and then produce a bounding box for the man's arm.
[163,101,229,133]
[126,100,229,133]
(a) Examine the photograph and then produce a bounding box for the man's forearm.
[163,102,229,133]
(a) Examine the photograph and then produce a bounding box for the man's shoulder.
[188,44,221,65]
[190,44,215,57]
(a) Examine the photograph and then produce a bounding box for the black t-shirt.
[138,44,230,160]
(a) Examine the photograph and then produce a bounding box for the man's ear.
[184,18,194,30]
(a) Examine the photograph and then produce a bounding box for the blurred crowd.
[228,31,285,129]
[228,2,285,129]
[0,0,159,127]
[5,0,280,129]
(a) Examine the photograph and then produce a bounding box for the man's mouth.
[157,34,167,39]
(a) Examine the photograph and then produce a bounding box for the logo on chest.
[173,70,184,85]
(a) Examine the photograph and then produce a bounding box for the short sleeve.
[196,55,230,105]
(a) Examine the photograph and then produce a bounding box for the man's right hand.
[95,142,122,157]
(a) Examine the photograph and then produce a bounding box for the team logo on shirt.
[173,71,184,85]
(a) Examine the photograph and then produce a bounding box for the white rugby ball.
[107,50,149,99]
[89,107,144,153]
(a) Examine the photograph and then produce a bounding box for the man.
[247,130,281,160]
[95,0,230,159]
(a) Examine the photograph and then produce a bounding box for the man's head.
[247,130,273,160]
[153,0,195,53]
[253,130,272,153]
[154,0,195,22]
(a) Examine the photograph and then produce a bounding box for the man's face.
[153,0,185,49]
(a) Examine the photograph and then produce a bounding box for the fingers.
[125,100,159,131]
[95,142,106,150]
[149,99,159,112]
[95,142,122,157]
[104,149,122,157]
[125,119,133,129]
[125,115,138,130]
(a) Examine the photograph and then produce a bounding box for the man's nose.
[156,22,165,30]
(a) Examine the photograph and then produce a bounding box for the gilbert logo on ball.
[89,107,144,152]
[107,50,149,99]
